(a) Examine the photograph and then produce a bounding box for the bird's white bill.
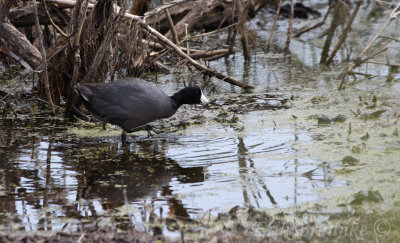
[200,90,209,104]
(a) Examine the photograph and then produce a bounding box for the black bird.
[76,78,209,140]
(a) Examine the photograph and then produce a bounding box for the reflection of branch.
[338,2,400,89]
[237,137,278,207]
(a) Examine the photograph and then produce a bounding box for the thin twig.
[326,1,362,65]
[227,0,239,54]
[367,61,400,67]
[320,0,341,64]
[161,0,179,44]
[181,23,237,42]
[141,21,255,89]
[338,2,400,89]
[143,0,186,19]
[267,0,282,52]
[77,233,85,243]
[378,35,400,42]
[184,23,189,54]
[294,5,331,38]
[42,0,69,37]
[284,0,294,54]
[239,0,252,60]
[33,0,55,114]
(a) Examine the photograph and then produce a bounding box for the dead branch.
[139,18,255,89]
[143,39,236,57]
[64,0,87,117]
[143,0,186,18]
[294,3,331,38]
[227,0,239,55]
[378,35,400,42]
[284,0,294,54]
[181,23,237,42]
[81,2,128,83]
[8,2,69,28]
[42,0,68,37]
[0,23,42,69]
[161,0,179,44]
[326,1,362,65]
[129,0,153,16]
[46,0,95,9]
[189,49,233,59]
[0,0,43,69]
[33,0,55,114]
[320,0,346,64]
[122,1,254,89]
[338,2,400,89]
[267,0,281,52]
[367,61,400,67]
[239,0,252,61]
[8,0,256,93]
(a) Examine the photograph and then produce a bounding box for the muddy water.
[0,96,337,232]
[1,1,400,240]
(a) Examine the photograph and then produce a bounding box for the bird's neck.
[170,93,183,109]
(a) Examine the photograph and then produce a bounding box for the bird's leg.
[144,125,153,137]
[70,105,91,121]
[121,130,127,142]
[144,124,161,137]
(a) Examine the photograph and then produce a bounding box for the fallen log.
[0,22,41,69]
[146,0,271,39]
[8,2,70,28]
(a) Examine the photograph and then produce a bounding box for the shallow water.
[1,1,400,240]
[0,98,340,232]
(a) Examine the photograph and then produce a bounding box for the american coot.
[76,78,209,139]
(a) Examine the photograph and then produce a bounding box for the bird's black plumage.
[76,78,208,133]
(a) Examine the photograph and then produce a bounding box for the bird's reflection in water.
[74,137,205,222]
